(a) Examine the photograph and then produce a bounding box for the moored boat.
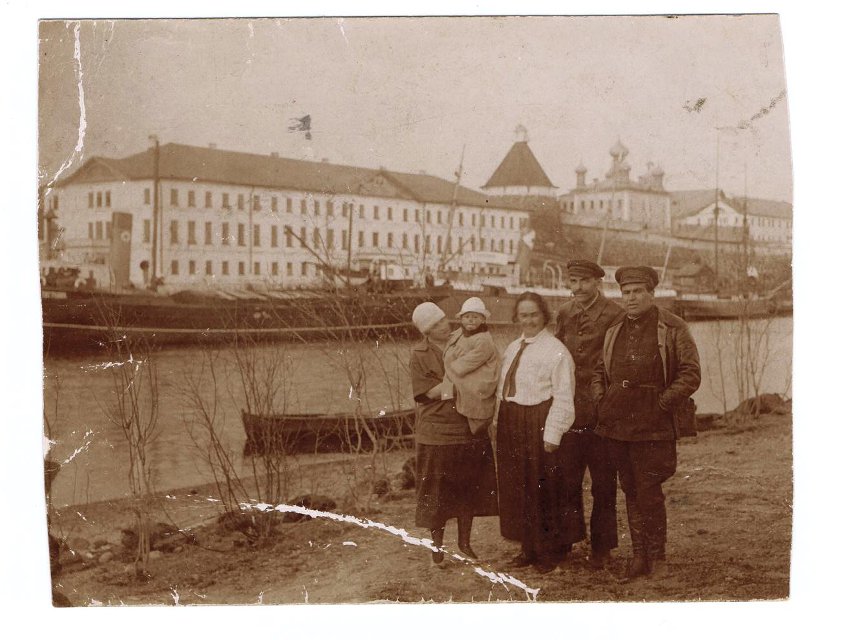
[673,291,792,321]
[42,285,448,354]
[241,407,416,455]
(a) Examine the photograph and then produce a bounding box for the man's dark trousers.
[558,429,618,554]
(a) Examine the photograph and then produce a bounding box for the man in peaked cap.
[591,266,701,581]
[554,259,624,570]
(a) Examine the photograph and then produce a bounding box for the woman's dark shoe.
[431,549,445,568]
[533,560,558,574]
[507,553,535,568]
[458,543,478,560]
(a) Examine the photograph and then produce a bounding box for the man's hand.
[543,442,559,454]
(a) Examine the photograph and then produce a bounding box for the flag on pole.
[288,115,312,140]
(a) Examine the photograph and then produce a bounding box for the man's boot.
[647,537,668,578]
[621,501,649,582]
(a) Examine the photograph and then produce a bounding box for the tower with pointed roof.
[482,126,557,198]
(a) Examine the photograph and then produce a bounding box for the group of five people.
[409,260,701,581]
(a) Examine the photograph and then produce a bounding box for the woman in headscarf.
[409,301,498,567]
[496,291,578,574]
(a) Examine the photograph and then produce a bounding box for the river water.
[43,316,792,507]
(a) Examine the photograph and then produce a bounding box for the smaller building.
[670,189,792,247]
[559,139,670,230]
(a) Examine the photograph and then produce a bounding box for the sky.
[38,15,792,202]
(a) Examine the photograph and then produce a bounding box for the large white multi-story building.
[43,143,531,289]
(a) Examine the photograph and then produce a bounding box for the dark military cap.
[566,259,605,279]
[615,265,660,289]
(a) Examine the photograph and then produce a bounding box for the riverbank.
[49,410,791,605]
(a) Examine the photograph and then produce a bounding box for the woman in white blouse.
[496,291,578,574]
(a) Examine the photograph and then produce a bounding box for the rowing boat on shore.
[241,407,416,455]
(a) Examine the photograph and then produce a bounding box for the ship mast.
[438,144,466,275]
[149,135,160,285]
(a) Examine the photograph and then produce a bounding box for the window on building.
[436,236,442,253]
[358,231,365,248]
[189,260,196,275]
[509,239,514,254]
[471,213,476,226]
[372,232,379,247]
[357,204,363,218]
[234,194,243,211]
[437,210,442,225]
[327,201,334,216]
[105,191,111,207]
[459,211,464,226]
[171,260,179,276]
[205,260,213,276]
[402,233,408,249]
[238,262,245,276]
[300,199,307,215]
[403,208,408,222]
[187,221,196,245]
[222,193,230,208]
[415,209,420,222]
[205,191,212,208]
[170,220,178,244]
[88,192,94,208]
[143,220,151,243]
[314,200,320,216]
[342,230,348,249]
[286,263,293,276]
[286,197,293,213]
[222,261,229,275]
[325,228,334,249]
[480,237,486,251]
[205,222,212,245]
[490,215,495,228]
[387,232,393,248]
[254,262,261,275]
[271,196,278,212]
[373,206,379,220]
[313,228,321,248]
[237,223,245,246]
[348,204,354,217]
[144,188,151,205]
[271,262,278,276]
[285,226,293,248]
[414,235,420,252]
[271,225,278,248]
[96,192,103,208]
[188,190,196,207]
[222,222,230,245]
[301,263,308,276]
[253,225,261,247]
[424,235,430,252]
[253,195,261,212]
[300,227,307,247]
[88,222,94,239]
[387,207,393,221]
[426,210,431,224]
[170,189,178,206]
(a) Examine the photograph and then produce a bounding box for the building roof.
[57,143,531,212]
[670,189,793,221]
[482,141,555,189]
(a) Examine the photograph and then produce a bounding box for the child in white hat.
[443,297,501,434]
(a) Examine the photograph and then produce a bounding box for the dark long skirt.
[497,399,579,559]
[415,437,498,529]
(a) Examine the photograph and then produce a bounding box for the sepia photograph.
[6,4,826,622]
[34,12,795,608]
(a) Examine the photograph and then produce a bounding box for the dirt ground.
[49,412,791,605]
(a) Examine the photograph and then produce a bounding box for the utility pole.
[714,129,720,294]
